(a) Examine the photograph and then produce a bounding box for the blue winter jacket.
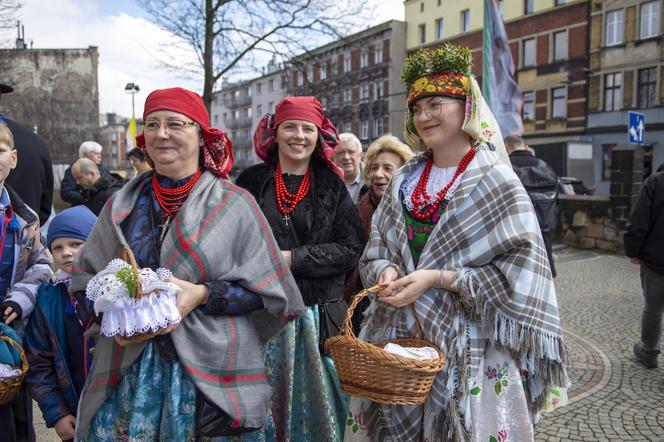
[23,281,93,427]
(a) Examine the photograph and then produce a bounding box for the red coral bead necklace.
[152,168,203,218]
[410,147,475,221]
[275,162,311,225]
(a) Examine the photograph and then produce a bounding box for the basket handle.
[121,246,144,298]
[0,334,29,374]
[343,284,427,340]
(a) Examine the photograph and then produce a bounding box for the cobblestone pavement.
[34,247,663,441]
[535,247,664,441]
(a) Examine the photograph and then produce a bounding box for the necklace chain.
[275,163,311,225]
[152,169,202,218]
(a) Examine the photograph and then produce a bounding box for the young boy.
[24,205,97,442]
[0,122,53,442]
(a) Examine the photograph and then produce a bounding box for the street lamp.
[124,82,140,120]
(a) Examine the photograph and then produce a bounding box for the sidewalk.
[535,248,664,441]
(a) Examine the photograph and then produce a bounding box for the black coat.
[236,162,367,306]
[1,116,53,226]
[82,174,124,216]
[624,171,664,275]
[60,164,117,206]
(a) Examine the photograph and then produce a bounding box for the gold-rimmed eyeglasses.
[142,119,198,133]
[410,99,461,119]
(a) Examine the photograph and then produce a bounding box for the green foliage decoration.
[116,266,139,298]
[401,44,473,87]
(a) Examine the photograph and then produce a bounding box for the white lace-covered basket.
[86,247,181,342]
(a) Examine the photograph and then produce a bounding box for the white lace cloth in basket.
[0,363,21,378]
[86,258,182,337]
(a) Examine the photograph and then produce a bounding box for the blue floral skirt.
[82,306,347,441]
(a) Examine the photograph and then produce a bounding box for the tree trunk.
[202,0,215,113]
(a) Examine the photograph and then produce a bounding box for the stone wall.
[0,47,99,165]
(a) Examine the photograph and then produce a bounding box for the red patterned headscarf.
[253,96,342,178]
[136,87,234,178]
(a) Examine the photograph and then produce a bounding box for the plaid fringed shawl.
[70,171,305,438]
[358,144,568,441]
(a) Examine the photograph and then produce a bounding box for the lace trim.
[401,162,464,212]
[0,364,22,378]
[86,258,182,337]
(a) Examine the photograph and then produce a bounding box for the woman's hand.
[169,276,210,318]
[54,414,76,440]
[378,269,440,308]
[3,306,18,325]
[377,266,399,297]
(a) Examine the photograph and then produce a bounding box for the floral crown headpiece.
[401,44,474,106]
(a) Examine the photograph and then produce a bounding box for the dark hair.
[127,148,146,161]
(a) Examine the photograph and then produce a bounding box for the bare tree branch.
[137,0,371,111]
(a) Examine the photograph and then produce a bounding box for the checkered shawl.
[358,144,568,441]
[70,171,305,438]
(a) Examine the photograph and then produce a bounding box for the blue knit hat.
[47,206,97,249]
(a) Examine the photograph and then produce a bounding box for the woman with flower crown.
[344,45,568,441]
[237,96,366,441]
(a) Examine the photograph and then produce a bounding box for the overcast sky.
[4,0,404,118]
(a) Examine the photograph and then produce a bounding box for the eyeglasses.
[410,99,460,119]
[142,119,198,133]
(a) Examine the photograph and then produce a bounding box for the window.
[461,10,470,32]
[307,65,313,82]
[438,0,441,5]
[320,65,327,80]
[233,110,239,120]
[436,18,444,40]
[360,83,369,100]
[551,87,566,118]
[420,2,424,12]
[360,120,369,140]
[522,38,536,67]
[213,114,219,126]
[332,60,338,76]
[344,122,352,133]
[374,80,383,98]
[373,118,384,137]
[602,144,616,180]
[524,0,534,14]
[256,82,262,95]
[606,10,624,46]
[523,91,534,121]
[256,104,263,116]
[223,112,227,122]
[555,0,565,5]
[638,67,657,108]
[320,97,327,108]
[374,46,383,64]
[247,86,251,98]
[360,52,368,68]
[604,72,622,111]
[296,71,303,86]
[234,90,240,99]
[246,107,252,119]
[268,101,275,113]
[419,24,426,44]
[640,1,660,39]
[344,87,351,103]
[344,53,351,72]
[268,79,274,92]
[553,31,568,61]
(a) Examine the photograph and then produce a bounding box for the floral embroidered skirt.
[81,306,347,442]
[344,344,567,441]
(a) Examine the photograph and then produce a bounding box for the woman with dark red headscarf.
[70,87,304,440]
[236,96,366,441]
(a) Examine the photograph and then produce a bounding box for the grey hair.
[79,141,103,158]
[338,133,362,154]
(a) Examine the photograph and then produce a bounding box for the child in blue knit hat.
[23,206,97,441]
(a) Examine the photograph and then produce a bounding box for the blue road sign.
[628,111,645,145]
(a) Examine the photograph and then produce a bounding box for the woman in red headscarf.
[70,88,304,441]
[236,96,366,441]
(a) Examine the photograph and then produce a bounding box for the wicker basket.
[325,285,445,405]
[118,246,166,344]
[0,332,28,405]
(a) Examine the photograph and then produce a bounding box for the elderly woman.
[357,134,413,231]
[71,87,304,441]
[344,45,568,441]
[236,96,366,441]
